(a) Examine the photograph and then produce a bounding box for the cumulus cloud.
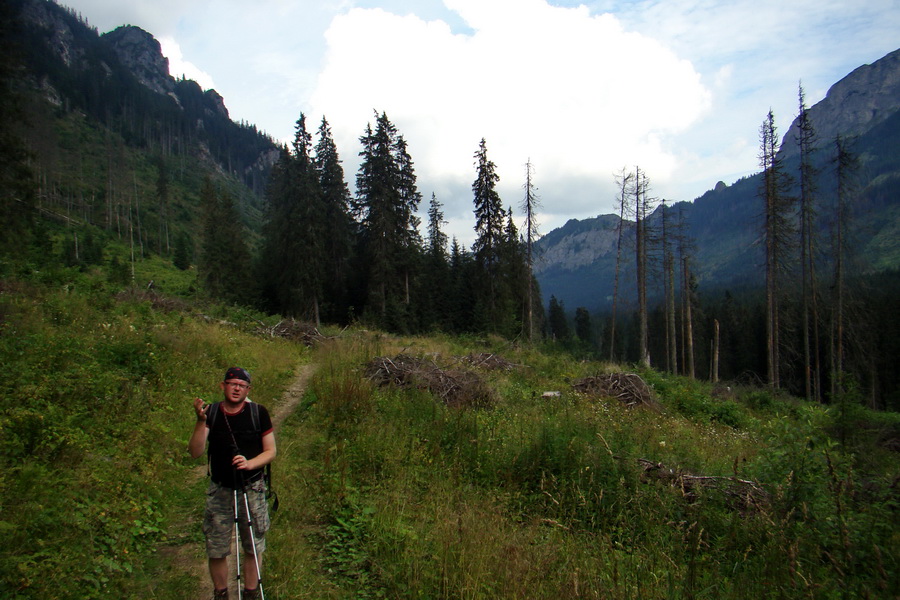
[61,0,899,243]
[310,0,710,233]
[159,37,217,90]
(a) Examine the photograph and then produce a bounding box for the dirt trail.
[168,363,316,600]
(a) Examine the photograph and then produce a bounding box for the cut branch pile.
[573,373,659,409]
[365,354,494,408]
[115,288,189,313]
[256,319,325,346]
[638,458,769,513]
[457,352,520,371]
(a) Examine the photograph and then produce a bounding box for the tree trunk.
[683,256,695,379]
[712,319,720,383]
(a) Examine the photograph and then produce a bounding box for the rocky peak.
[21,0,82,68]
[204,89,229,119]
[780,48,900,158]
[102,25,174,97]
[534,215,624,274]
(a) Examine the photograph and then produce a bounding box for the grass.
[1,258,898,599]
[259,334,898,599]
[0,261,306,599]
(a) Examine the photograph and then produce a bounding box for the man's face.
[221,379,250,404]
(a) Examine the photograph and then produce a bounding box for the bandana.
[223,366,251,384]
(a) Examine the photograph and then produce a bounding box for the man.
[189,367,276,600]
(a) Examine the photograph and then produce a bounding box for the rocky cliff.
[535,47,900,311]
[102,26,175,98]
[781,48,900,158]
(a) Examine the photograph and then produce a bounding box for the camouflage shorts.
[203,478,270,559]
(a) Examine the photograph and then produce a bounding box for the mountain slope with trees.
[533,48,900,407]
[1,3,898,598]
[4,0,899,407]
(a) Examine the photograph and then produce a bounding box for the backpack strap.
[248,400,259,433]
[206,402,220,429]
[205,402,220,478]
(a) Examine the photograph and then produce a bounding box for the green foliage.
[0,263,305,598]
[2,262,898,598]
[268,335,898,599]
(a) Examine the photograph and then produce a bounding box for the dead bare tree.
[609,167,633,362]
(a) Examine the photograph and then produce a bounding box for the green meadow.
[1,257,897,599]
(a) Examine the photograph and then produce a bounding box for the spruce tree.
[759,109,796,389]
[471,138,506,331]
[448,237,476,333]
[548,295,569,341]
[314,116,353,323]
[575,307,593,345]
[422,193,451,331]
[198,176,252,304]
[258,146,293,312]
[797,84,822,401]
[353,112,422,330]
[521,159,541,341]
[274,114,327,322]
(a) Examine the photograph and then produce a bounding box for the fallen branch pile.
[256,319,326,346]
[573,373,659,409]
[365,354,494,408]
[638,458,769,513]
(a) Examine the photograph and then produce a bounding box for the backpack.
[207,401,279,511]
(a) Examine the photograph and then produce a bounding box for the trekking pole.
[233,487,243,600]
[240,481,266,600]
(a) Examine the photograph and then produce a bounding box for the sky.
[61,0,900,244]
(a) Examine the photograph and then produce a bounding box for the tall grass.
[0,269,305,599]
[267,334,899,599]
[2,265,898,598]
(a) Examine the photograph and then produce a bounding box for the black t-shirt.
[207,401,273,489]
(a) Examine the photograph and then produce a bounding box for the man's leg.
[242,554,261,590]
[209,556,229,591]
[239,480,269,597]
[204,482,236,595]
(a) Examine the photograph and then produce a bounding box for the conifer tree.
[634,167,655,366]
[521,159,541,341]
[661,199,677,373]
[448,237,476,333]
[314,116,353,323]
[258,146,292,311]
[498,207,528,337]
[260,114,327,322]
[759,109,796,389]
[156,153,170,255]
[471,138,507,331]
[353,112,423,329]
[548,295,569,341]
[609,168,633,361]
[422,193,451,330]
[198,176,252,304]
[394,134,423,312]
[797,84,822,401]
[575,307,593,346]
[831,134,859,402]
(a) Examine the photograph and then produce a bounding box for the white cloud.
[58,0,900,244]
[159,37,217,90]
[311,0,710,238]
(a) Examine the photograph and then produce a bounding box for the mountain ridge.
[535,47,900,312]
